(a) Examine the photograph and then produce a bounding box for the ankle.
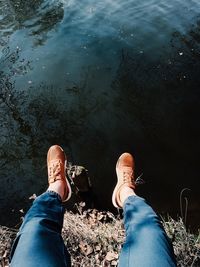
[119,186,136,206]
[47,180,67,201]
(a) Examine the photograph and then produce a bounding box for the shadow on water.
[0,0,200,230]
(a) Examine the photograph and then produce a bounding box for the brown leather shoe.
[47,145,72,202]
[112,152,135,208]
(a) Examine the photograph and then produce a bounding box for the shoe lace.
[49,161,62,181]
[123,171,145,186]
[123,170,134,185]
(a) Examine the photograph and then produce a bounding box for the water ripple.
[1,0,200,44]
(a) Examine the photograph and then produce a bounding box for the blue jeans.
[10,191,70,267]
[119,196,177,267]
[10,192,177,267]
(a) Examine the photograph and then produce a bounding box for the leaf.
[79,241,93,256]
[105,251,118,261]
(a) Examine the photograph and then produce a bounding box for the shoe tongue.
[49,159,62,164]
[122,166,133,172]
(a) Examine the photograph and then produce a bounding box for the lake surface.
[0,0,200,229]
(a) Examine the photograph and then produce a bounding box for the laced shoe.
[112,152,135,208]
[47,145,72,202]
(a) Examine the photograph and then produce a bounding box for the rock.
[67,165,91,192]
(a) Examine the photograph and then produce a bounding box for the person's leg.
[10,145,72,267]
[119,194,177,267]
[10,191,70,267]
[112,153,177,267]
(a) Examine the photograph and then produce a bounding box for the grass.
[0,207,199,267]
[0,226,17,267]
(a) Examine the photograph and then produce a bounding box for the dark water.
[0,0,200,230]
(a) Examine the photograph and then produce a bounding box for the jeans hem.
[45,190,62,202]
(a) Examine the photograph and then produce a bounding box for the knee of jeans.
[20,218,62,235]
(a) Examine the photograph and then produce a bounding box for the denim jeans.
[10,192,177,267]
[10,191,71,267]
[119,196,177,267]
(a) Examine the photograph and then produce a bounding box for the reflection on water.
[0,0,200,229]
[0,0,64,46]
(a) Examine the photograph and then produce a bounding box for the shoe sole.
[112,159,121,208]
[63,158,72,202]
